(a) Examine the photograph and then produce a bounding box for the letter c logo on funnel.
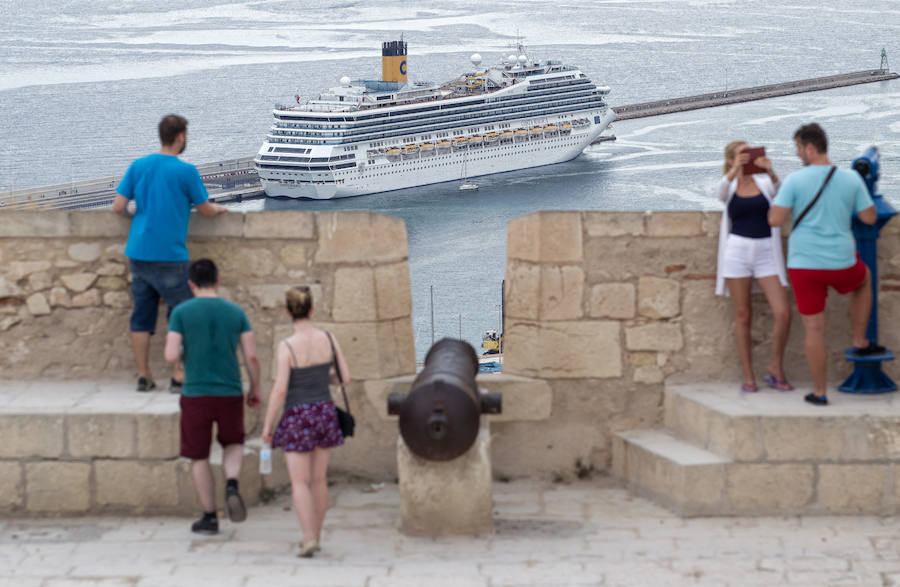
[400,60,407,75]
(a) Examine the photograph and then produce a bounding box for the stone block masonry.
[502,210,900,482]
[2,209,900,517]
[0,210,417,492]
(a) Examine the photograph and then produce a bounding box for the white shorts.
[721,234,779,279]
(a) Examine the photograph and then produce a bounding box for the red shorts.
[180,395,245,460]
[788,255,868,316]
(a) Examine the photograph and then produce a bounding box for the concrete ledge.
[613,429,730,517]
[0,211,72,237]
[0,382,291,517]
[243,211,315,239]
[614,429,900,516]
[664,384,900,462]
[476,373,552,422]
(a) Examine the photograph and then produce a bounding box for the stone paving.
[1,478,898,587]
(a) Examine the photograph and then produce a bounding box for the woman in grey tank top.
[262,286,351,558]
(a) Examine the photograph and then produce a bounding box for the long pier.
[610,69,898,121]
[2,157,261,211]
[2,69,896,211]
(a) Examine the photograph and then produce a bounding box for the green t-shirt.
[168,297,252,397]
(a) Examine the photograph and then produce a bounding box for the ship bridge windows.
[272,147,311,154]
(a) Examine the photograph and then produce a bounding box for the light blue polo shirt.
[773,166,873,269]
[117,153,209,261]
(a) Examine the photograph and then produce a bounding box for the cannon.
[388,338,501,461]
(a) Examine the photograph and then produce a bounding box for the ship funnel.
[382,40,408,83]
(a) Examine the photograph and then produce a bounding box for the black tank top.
[728,193,771,238]
[283,340,333,408]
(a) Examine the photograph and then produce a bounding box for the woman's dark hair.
[286,286,312,320]
[189,258,218,288]
[793,123,828,154]
[159,114,188,146]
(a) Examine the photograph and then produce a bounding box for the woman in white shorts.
[715,141,793,392]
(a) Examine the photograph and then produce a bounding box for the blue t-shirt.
[117,153,209,262]
[168,297,252,397]
[773,166,873,269]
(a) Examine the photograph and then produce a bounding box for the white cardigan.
[715,174,789,296]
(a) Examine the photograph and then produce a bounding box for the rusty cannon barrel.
[388,338,501,461]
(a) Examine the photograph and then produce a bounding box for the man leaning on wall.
[113,114,228,392]
[769,122,877,407]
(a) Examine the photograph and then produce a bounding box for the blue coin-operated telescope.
[840,146,898,394]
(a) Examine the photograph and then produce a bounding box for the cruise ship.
[255,41,616,199]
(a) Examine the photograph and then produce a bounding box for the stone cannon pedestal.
[397,423,493,537]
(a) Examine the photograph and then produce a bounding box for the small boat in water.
[459,157,478,191]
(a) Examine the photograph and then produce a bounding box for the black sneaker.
[169,378,182,394]
[191,516,219,535]
[851,343,887,357]
[804,393,828,406]
[136,376,157,392]
[225,485,247,523]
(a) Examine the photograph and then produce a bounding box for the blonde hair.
[723,140,747,174]
[286,286,312,320]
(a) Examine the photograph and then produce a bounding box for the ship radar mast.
[514,30,529,63]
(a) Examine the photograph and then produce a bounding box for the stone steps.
[0,381,289,516]
[664,383,900,462]
[613,383,900,517]
[611,429,731,517]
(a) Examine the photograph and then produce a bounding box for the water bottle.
[259,443,272,475]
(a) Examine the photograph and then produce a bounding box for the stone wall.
[0,210,416,478]
[500,211,900,477]
[1,210,898,486]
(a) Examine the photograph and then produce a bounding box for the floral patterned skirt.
[272,401,344,453]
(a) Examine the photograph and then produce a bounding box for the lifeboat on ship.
[469,135,484,148]
[436,140,452,153]
[452,137,468,150]
[485,132,499,143]
[420,142,436,157]
[386,147,402,160]
[543,124,558,132]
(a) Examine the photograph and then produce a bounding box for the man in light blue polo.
[769,123,876,406]
[113,114,227,392]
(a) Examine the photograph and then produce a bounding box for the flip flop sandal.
[740,382,758,393]
[763,373,794,391]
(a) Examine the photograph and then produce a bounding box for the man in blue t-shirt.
[769,123,876,406]
[113,114,227,392]
[165,258,261,535]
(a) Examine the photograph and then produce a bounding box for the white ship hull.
[261,111,614,199]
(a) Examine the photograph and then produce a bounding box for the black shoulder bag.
[792,166,836,230]
[326,332,355,438]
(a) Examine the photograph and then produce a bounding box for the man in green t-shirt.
[165,258,261,535]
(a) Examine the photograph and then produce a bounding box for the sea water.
[2,0,899,358]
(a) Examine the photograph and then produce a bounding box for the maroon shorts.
[788,255,868,316]
[180,395,245,460]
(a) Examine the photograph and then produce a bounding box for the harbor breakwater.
[610,69,899,121]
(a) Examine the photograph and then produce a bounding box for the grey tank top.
[283,340,333,408]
